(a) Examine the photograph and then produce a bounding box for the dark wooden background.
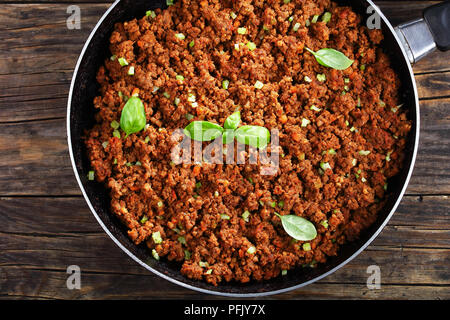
[0,0,449,300]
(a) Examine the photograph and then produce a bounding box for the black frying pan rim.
[66,0,420,297]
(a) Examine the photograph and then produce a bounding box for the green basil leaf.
[234,125,270,148]
[305,47,354,70]
[184,121,224,142]
[120,96,147,136]
[275,213,317,241]
[222,130,235,144]
[224,111,241,130]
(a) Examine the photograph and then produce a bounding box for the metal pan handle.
[395,0,450,64]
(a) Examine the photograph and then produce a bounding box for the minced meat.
[84,0,411,286]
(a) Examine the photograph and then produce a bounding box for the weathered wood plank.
[1,266,448,300]
[0,97,448,195]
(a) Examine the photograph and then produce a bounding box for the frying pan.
[67,0,450,297]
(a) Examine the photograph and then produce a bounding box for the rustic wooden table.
[0,0,448,300]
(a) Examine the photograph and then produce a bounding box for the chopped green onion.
[111,120,120,129]
[220,214,230,220]
[157,201,163,208]
[301,118,310,127]
[242,210,250,222]
[283,0,291,3]
[191,102,198,108]
[386,151,393,162]
[288,16,294,22]
[110,55,117,61]
[140,215,148,224]
[305,19,311,27]
[270,201,276,208]
[199,261,209,268]
[152,231,163,244]
[174,97,180,106]
[246,41,256,51]
[230,11,237,19]
[316,73,326,82]
[234,43,240,51]
[205,269,213,275]
[357,96,361,107]
[247,246,256,254]
[320,162,331,171]
[146,10,156,19]
[118,57,128,66]
[311,15,319,23]
[310,105,321,112]
[113,158,118,165]
[361,177,367,183]
[222,79,230,89]
[187,93,196,102]
[175,33,185,40]
[350,126,356,132]
[322,12,332,23]
[166,0,174,6]
[320,220,329,228]
[135,161,142,166]
[278,200,285,208]
[237,27,247,35]
[144,136,150,143]
[281,270,288,276]
[360,64,366,71]
[184,250,191,260]
[383,183,388,191]
[88,171,95,181]
[152,249,159,260]
[344,85,349,91]
[128,66,135,75]
[178,236,186,245]
[152,86,160,94]
[113,130,121,139]
[214,191,219,197]
[352,158,357,166]
[176,74,184,82]
[293,22,301,31]
[185,113,194,121]
[302,243,311,251]
[344,78,350,84]
[304,75,312,83]
[189,40,195,47]
[163,91,171,99]
[195,182,202,189]
[254,80,264,89]
[359,150,371,156]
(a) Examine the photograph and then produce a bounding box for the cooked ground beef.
[84,0,411,285]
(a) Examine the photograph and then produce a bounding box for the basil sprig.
[275,213,317,241]
[183,111,270,148]
[235,125,270,149]
[305,47,354,70]
[224,111,241,130]
[120,96,147,137]
[184,121,224,141]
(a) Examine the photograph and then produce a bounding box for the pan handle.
[394,0,450,64]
